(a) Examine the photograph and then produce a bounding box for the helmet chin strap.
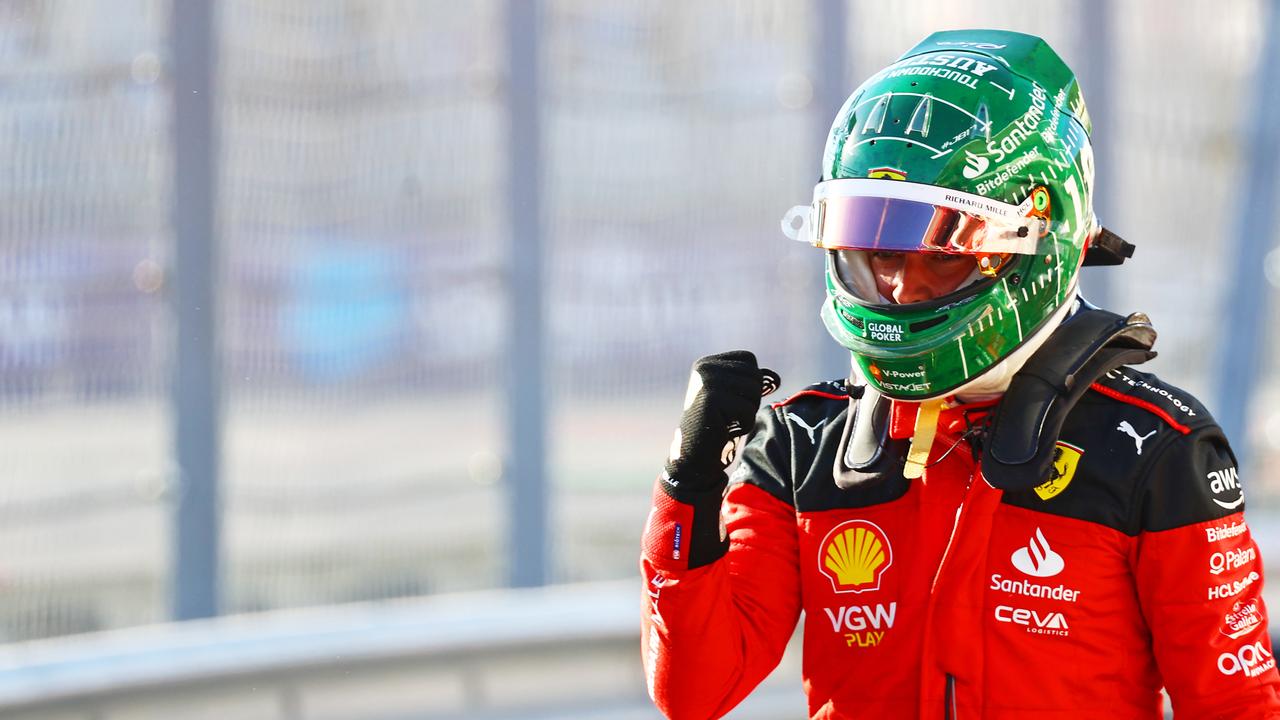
[903,399,943,479]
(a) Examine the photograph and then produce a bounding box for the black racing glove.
[663,350,781,492]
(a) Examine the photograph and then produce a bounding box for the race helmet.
[783,29,1100,401]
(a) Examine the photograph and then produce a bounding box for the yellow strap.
[903,399,943,479]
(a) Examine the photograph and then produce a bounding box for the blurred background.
[0,0,1278,718]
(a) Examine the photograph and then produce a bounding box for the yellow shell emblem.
[819,520,893,594]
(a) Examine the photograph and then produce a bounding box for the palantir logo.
[1011,528,1065,578]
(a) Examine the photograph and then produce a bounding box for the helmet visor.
[782,178,1045,256]
[814,196,1038,254]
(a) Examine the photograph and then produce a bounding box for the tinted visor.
[813,196,1041,255]
[831,248,991,304]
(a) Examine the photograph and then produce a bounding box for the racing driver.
[640,29,1280,719]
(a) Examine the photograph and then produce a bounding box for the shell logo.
[818,519,893,594]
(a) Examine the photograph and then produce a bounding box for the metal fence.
[1,0,1279,646]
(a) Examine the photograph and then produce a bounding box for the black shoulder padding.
[981,307,1157,491]
[834,385,908,489]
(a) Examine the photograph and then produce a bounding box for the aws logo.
[819,519,893,594]
[1034,441,1082,501]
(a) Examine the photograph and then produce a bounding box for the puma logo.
[787,413,826,444]
[1116,420,1157,455]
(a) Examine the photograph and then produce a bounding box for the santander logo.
[962,150,990,179]
[1011,528,1065,578]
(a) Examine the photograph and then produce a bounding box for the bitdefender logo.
[1011,528,1065,578]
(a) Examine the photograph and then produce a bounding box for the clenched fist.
[664,351,781,490]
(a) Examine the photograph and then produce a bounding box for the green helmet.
[783,29,1098,401]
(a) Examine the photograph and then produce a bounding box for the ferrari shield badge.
[1034,442,1083,501]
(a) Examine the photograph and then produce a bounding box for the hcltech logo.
[1011,528,1065,578]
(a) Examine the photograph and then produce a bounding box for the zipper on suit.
[944,674,957,720]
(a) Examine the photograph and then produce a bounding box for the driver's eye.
[870,251,902,261]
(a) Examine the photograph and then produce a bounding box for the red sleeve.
[641,479,801,719]
[1133,429,1280,717]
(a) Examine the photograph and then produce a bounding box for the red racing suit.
[641,366,1280,718]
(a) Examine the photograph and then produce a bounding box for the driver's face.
[868,251,976,304]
